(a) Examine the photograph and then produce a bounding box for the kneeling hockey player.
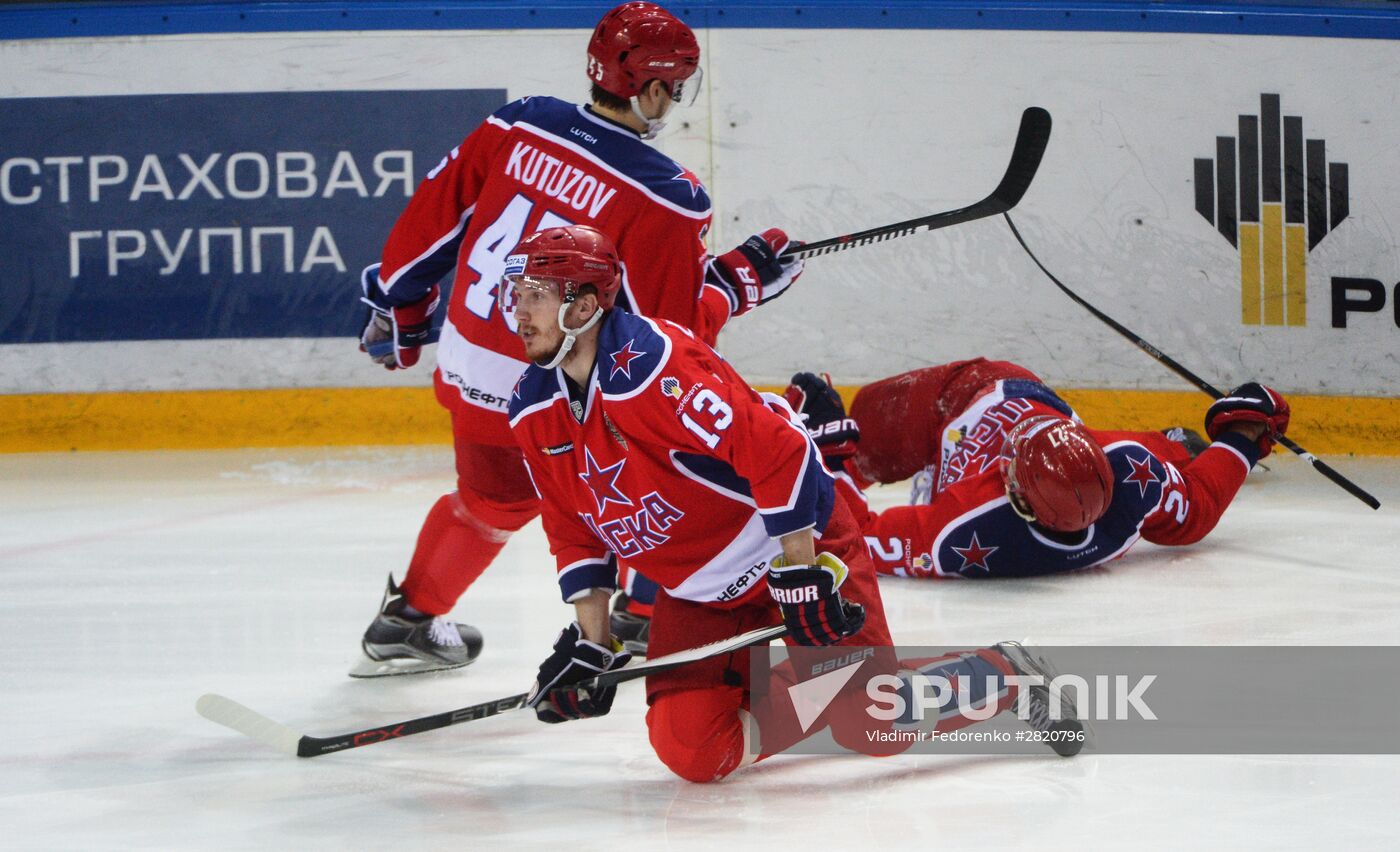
[502,225,1082,781]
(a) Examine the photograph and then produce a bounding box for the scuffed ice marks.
[218,446,454,493]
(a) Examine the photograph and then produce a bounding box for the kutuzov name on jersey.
[503,141,617,218]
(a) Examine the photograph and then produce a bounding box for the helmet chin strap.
[629,95,666,140]
[540,301,604,370]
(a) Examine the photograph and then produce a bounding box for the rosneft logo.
[1193,94,1349,327]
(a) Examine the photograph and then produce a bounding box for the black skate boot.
[1161,426,1209,460]
[349,575,484,678]
[610,593,651,658]
[995,641,1086,757]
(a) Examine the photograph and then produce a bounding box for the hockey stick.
[197,622,787,758]
[364,107,1053,358]
[780,106,1052,260]
[1003,212,1380,511]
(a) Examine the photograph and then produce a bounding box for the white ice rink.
[3,445,1398,850]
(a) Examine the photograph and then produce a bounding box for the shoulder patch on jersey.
[632,154,711,213]
[564,108,711,215]
[492,95,568,127]
[607,339,647,380]
[1000,378,1076,418]
[1104,442,1168,505]
[1122,453,1160,498]
[949,531,1000,575]
[671,165,705,199]
[597,312,671,399]
[507,365,561,423]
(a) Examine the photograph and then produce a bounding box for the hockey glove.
[783,372,860,463]
[768,553,867,647]
[359,265,439,370]
[1204,382,1291,456]
[706,228,804,317]
[527,622,633,724]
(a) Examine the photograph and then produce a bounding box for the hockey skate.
[995,641,1086,757]
[610,593,651,658]
[908,466,936,506]
[1160,426,1209,460]
[349,575,484,678]
[1161,425,1270,473]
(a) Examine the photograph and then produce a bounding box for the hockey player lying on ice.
[781,361,1289,579]
[502,224,1083,781]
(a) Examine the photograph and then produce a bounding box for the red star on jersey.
[672,166,703,198]
[578,447,633,514]
[951,532,998,572]
[1124,454,1159,497]
[608,339,647,380]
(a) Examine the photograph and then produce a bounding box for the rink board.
[4,384,1398,456]
[1,3,1397,450]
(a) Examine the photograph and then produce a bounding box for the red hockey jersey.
[370,97,731,445]
[509,310,841,604]
[838,379,1262,578]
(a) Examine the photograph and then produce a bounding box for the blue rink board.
[2,0,1400,41]
[0,90,503,343]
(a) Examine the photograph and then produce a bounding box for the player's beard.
[519,323,564,367]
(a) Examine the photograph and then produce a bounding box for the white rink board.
[2,27,1398,394]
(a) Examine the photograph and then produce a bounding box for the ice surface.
[2,447,1398,849]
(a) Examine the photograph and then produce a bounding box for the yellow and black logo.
[1193,93,1348,327]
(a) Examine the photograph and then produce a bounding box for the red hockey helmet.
[1000,415,1114,532]
[500,224,623,311]
[587,2,701,102]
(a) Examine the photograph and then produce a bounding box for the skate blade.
[347,655,471,679]
[1002,639,1096,750]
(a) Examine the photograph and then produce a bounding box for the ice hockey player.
[353,2,804,676]
[781,361,1289,579]
[502,225,1084,781]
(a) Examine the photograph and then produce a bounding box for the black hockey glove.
[527,622,632,724]
[782,371,860,464]
[706,228,804,316]
[1204,382,1291,456]
[767,553,866,646]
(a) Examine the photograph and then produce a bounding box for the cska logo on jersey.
[608,340,647,380]
[951,532,998,573]
[578,447,633,514]
[672,166,704,198]
[583,491,686,559]
[1123,454,1159,498]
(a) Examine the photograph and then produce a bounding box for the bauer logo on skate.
[1193,93,1348,328]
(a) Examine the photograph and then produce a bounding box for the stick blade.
[989,106,1053,211]
[196,693,303,757]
